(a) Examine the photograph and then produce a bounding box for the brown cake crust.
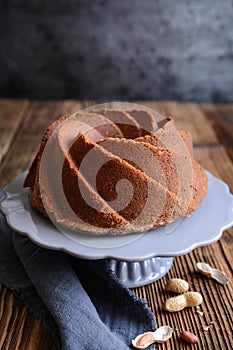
[24,110,208,235]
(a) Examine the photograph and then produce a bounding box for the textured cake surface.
[24,108,208,235]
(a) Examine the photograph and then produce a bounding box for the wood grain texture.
[0,101,61,187]
[202,104,233,163]
[139,101,219,144]
[0,100,232,350]
[0,285,56,350]
[0,99,29,166]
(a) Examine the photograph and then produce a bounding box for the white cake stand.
[1,172,233,288]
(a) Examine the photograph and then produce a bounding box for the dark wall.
[0,0,232,102]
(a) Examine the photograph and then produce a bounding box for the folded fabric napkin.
[0,189,157,350]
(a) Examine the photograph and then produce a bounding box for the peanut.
[165,278,189,294]
[163,291,203,312]
[180,330,198,344]
[136,333,154,347]
[132,326,173,349]
[197,262,230,284]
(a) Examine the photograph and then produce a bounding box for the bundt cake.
[23,107,208,235]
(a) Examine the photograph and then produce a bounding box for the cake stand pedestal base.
[109,257,174,288]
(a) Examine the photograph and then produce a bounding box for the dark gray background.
[0,0,232,102]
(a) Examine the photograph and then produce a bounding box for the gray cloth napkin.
[0,189,157,350]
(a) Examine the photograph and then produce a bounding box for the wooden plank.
[50,99,107,116]
[133,237,233,350]
[58,100,88,115]
[138,101,219,145]
[0,285,56,350]
[193,145,233,193]
[0,100,100,187]
[0,101,63,187]
[201,104,233,162]
[0,99,29,166]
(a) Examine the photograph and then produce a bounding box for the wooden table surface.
[0,99,232,350]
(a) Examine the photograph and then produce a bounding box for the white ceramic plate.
[1,171,233,262]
